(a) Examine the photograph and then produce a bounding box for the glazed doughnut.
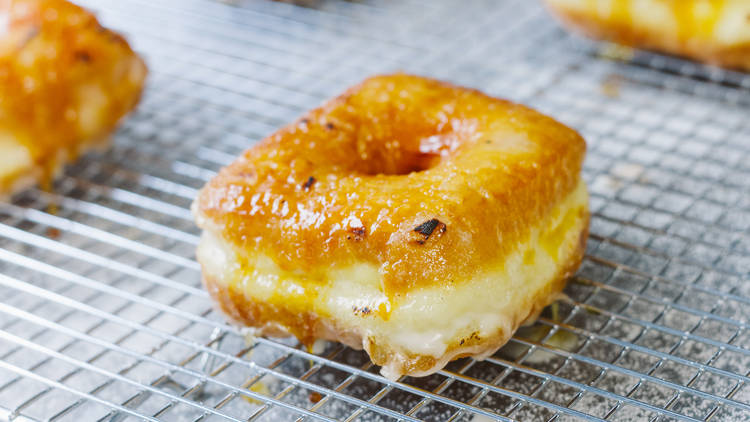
[193,74,589,379]
[544,0,750,71]
[0,0,147,195]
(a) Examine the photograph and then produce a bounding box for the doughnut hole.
[302,115,477,177]
[351,132,467,176]
[302,76,485,177]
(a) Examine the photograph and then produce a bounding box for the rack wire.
[1,0,749,420]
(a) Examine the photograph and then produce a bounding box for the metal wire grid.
[0,0,748,420]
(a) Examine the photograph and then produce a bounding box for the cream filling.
[0,132,111,197]
[0,132,34,186]
[196,180,588,377]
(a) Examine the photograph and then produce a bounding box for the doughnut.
[193,74,589,379]
[0,0,147,195]
[544,0,750,71]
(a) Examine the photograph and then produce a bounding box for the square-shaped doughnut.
[545,0,750,71]
[0,0,147,195]
[193,74,589,379]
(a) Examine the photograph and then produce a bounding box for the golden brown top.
[0,0,147,180]
[195,74,586,297]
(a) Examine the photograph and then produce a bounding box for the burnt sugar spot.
[75,50,92,62]
[413,218,447,244]
[348,226,366,241]
[302,176,316,190]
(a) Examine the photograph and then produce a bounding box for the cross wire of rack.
[1,0,749,421]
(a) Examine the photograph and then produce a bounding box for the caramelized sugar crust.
[545,0,750,71]
[195,74,586,297]
[0,0,147,191]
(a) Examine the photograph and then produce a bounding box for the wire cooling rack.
[1,0,749,420]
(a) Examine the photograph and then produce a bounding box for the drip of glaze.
[40,168,58,215]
